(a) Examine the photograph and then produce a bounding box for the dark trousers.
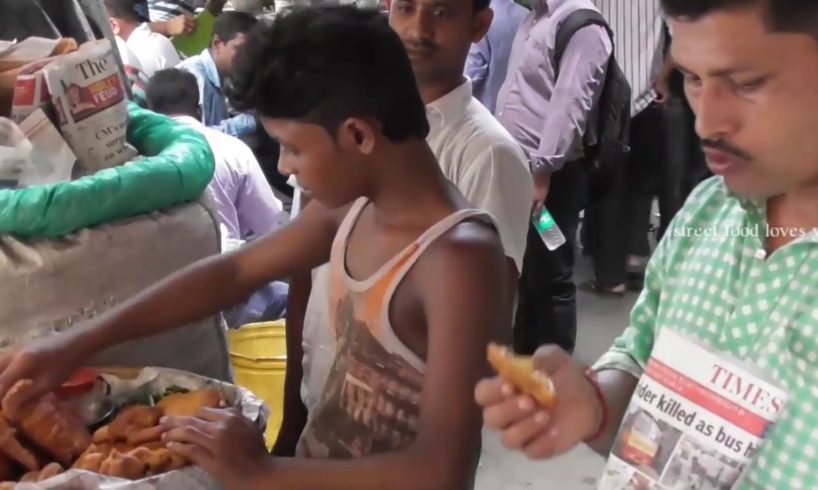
[585,104,665,287]
[584,150,629,288]
[585,98,711,287]
[513,162,586,355]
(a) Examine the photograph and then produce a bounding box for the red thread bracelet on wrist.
[583,367,608,443]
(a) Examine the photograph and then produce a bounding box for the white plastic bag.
[0,117,31,188]
[0,112,76,189]
[17,109,77,186]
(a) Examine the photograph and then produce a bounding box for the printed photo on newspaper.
[598,329,789,490]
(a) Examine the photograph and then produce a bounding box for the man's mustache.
[403,38,438,53]
[701,139,752,162]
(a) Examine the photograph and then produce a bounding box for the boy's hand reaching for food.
[161,407,270,489]
[0,333,85,411]
[475,345,603,460]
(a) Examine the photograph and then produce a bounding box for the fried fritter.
[73,450,105,473]
[128,446,173,476]
[109,406,162,440]
[126,425,164,446]
[487,343,557,408]
[0,414,42,471]
[2,380,92,466]
[99,449,146,480]
[92,425,113,444]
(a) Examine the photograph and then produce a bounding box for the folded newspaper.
[598,329,788,490]
[42,40,136,173]
[11,367,269,490]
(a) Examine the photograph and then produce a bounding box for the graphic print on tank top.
[298,198,494,459]
[299,294,425,459]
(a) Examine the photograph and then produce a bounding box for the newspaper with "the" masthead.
[598,329,788,490]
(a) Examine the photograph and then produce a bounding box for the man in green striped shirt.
[477,0,818,487]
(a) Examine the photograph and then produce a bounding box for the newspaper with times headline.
[598,329,788,490]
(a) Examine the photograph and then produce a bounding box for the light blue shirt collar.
[201,48,221,89]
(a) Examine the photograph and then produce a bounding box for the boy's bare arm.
[0,201,341,402]
[84,200,340,352]
[236,222,510,490]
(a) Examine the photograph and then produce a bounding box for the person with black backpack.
[583,0,673,296]
[494,0,620,355]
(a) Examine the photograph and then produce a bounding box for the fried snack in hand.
[0,414,42,471]
[487,343,557,408]
[158,389,223,417]
[2,380,92,466]
[93,425,113,444]
[109,406,163,440]
[126,425,164,446]
[99,449,146,480]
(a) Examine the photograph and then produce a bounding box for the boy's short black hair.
[213,11,258,44]
[104,0,140,21]
[473,0,490,12]
[145,69,200,118]
[230,6,429,143]
[661,0,818,39]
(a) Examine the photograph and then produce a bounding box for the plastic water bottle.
[533,208,566,251]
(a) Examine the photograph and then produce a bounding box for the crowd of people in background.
[98,0,712,349]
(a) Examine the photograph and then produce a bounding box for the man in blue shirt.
[178,11,258,137]
[464,0,527,113]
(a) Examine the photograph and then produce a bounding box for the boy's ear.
[338,117,377,155]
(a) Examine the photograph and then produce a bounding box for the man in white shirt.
[145,69,290,323]
[275,0,533,455]
[105,0,182,78]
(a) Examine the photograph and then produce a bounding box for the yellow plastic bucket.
[227,320,287,449]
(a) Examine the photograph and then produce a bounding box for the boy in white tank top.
[0,6,512,489]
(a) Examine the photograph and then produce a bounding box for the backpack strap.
[553,9,613,79]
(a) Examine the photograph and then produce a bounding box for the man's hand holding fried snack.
[476,344,603,460]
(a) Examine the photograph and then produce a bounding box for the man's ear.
[338,117,377,156]
[384,0,392,12]
[109,18,121,36]
[472,7,493,43]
